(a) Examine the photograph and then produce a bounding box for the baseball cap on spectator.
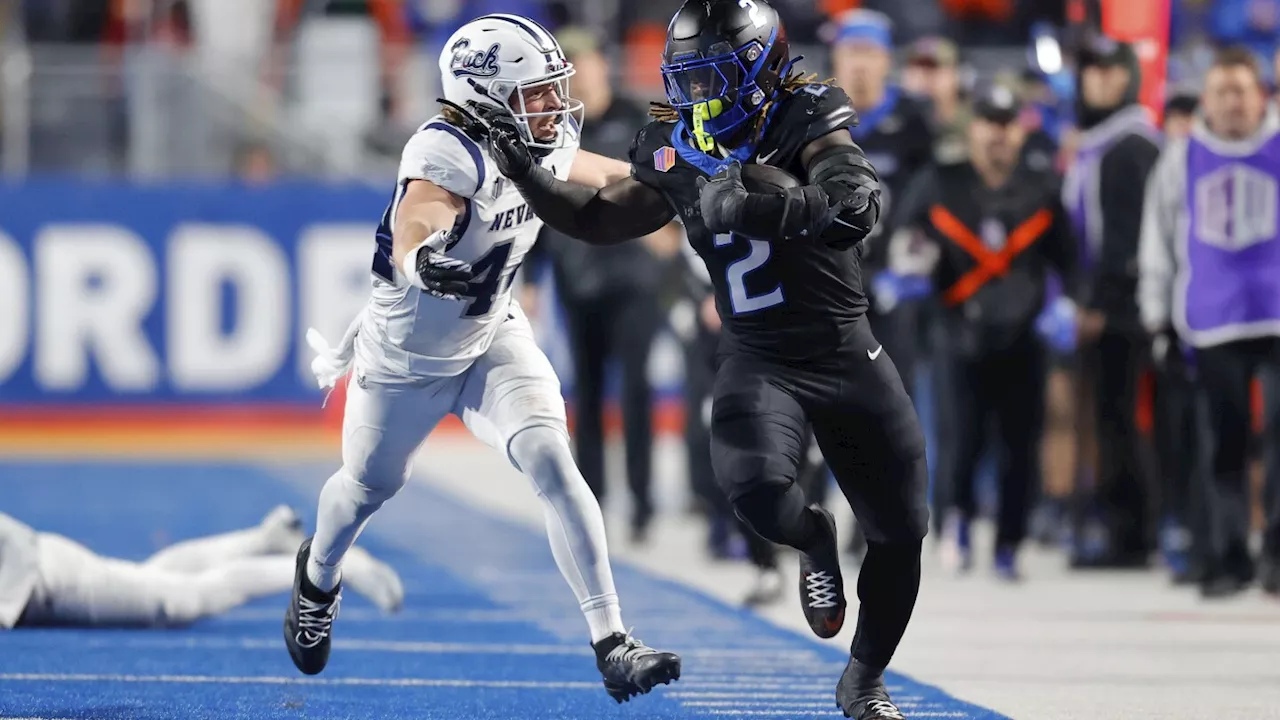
[906,37,959,69]
[972,81,1022,124]
[1077,32,1136,70]
[832,9,892,49]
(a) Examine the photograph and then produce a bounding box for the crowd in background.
[4,0,1280,607]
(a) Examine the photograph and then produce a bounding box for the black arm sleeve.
[1093,134,1160,331]
[512,164,675,245]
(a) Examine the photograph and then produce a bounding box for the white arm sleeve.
[1138,140,1187,333]
[398,121,486,200]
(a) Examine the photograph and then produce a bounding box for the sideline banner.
[0,181,386,406]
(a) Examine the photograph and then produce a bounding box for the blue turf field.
[0,460,1008,719]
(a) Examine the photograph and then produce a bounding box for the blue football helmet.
[659,0,792,151]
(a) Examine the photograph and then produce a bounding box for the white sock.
[508,426,628,644]
[582,595,626,644]
[306,555,342,593]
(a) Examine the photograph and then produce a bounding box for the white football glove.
[305,317,360,391]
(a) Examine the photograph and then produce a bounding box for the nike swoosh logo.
[755,148,779,164]
[867,345,883,360]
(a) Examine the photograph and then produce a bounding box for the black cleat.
[799,505,846,638]
[837,658,906,719]
[283,537,341,675]
[592,631,681,703]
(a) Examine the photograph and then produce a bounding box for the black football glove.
[414,251,472,300]
[473,103,535,180]
[696,162,751,235]
[404,229,473,301]
[436,98,535,180]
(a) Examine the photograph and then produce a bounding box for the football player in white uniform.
[283,14,681,702]
[1,508,402,630]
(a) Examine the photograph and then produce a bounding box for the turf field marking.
[0,673,597,690]
[80,635,833,662]
[701,707,967,712]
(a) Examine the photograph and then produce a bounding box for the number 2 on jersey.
[461,241,516,317]
[715,233,784,314]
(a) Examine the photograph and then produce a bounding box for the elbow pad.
[809,146,882,247]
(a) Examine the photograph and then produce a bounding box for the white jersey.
[355,116,578,381]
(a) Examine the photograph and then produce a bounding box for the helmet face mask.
[660,0,790,150]
[439,14,585,150]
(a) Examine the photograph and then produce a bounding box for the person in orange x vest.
[893,81,1079,579]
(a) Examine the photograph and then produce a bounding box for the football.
[739,162,802,193]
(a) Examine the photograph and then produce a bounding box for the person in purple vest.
[1140,47,1280,599]
[1061,32,1163,570]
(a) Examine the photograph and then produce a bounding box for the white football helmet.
[438,14,584,150]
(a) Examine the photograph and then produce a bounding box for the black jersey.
[629,84,869,361]
[896,160,1076,357]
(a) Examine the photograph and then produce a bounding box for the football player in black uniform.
[452,2,927,717]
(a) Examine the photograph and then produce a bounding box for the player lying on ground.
[0,507,402,629]
[454,2,927,718]
[286,13,680,703]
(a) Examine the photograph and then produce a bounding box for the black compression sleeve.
[734,185,830,240]
[513,164,604,240]
[514,165,674,245]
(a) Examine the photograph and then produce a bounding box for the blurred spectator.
[1061,34,1161,569]
[1162,90,1200,140]
[901,36,970,164]
[527,27,681,545]
[1139,47,1280,599]
[1148,87,1204,585]
[895,81,1077,579]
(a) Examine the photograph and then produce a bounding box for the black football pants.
[711,316,928,669]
